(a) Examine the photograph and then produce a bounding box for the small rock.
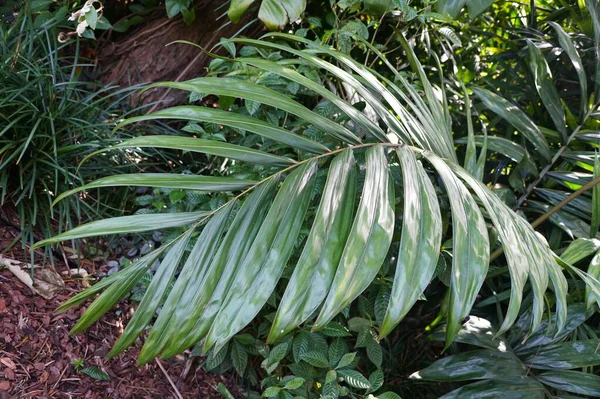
[140,241,154,255]
[127,248,138,257]
[107,266,120,276]
[107,260,119,268]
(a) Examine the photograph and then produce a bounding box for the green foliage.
[0,10,123,255]
[18,0,600,397]
[80,366,111,381]
[415,305,600,397]
[38,22,600,381]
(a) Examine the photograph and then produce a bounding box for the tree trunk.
[97,1,262,108]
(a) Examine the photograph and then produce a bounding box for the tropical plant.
[413,303,600,398]
[35,29,600,375]
[0,6,165,259]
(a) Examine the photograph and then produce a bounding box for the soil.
[0,224,241,399]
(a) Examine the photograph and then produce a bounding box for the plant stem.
[490,174,600,262]
[514,104,598,209]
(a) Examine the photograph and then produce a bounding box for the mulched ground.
[0,225,241,399]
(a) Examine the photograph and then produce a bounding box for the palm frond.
[34,35,600,364]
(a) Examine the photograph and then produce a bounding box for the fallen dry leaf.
[0,357,15,370]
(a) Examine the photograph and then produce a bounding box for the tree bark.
[97,1,262,108]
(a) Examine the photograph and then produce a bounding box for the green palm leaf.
[269,149,357,343]
[35,35,592,365]
[379,147,441,338]
[314,145,395,329]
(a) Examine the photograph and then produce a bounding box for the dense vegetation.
[2,0,600,397]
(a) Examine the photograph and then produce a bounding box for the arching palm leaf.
[34,35,600,364]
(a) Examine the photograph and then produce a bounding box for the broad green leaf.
[337,369,371,390]
[379,148,441,338]
[258,0,306,30]
[95,135,295,167]
[514,304,592,354]
[53,174,255,205]
[321,322,351,337]
[266,342,289,366]
[369,368,384,391]
[80,366,110,381]
[325,370,337,384]
[165,0,188,17]
[116,106,327,154]
[85,6,98,29]
[315,145,395,328]
[366,339,382,367]
[328,338,348,366]
[300,351,330,368]
[336,352,357,369]
[456,136,526,162]
[523,340,600,370]
[269,149,357,342]
[560,238,600,265]
[108,230,192,357]
[148,78,361,144]
[228,0,255,23]
[292,332,310,363]
[591,152,600,236]
[547,22,587,118]
[428,316,510,352]
[547,171,591,191]
[587,251,600,308]
[538,371,600,396]
[439,378,544,399]
[137,204,234,364]
[364,0,393,14]
[526,40,567,141]
[473,87,551,161]
[160,179,279,358]
[231,340,248,376]
[426,154,489,345]
[585,0,600,99]
[262,387,281,398]
[283,377,305,390]
[205,160,318,353]
[410,350,526,381]
[466,0,494,18]
[436,0,466,18]
[33,211,208,248]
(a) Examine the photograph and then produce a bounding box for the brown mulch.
[0,227,241,398]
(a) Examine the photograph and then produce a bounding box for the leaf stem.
[191,142,404,230]
[514,102,599,209]
[490,174,600,262]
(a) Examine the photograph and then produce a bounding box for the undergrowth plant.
[0,5,169,259]
[37,28,600,354]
